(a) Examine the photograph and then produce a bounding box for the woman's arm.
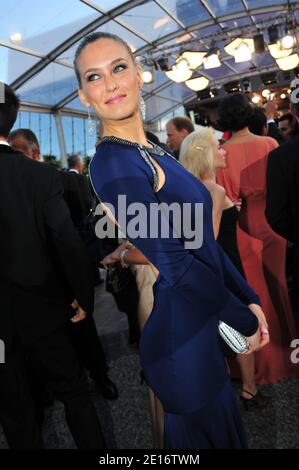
[90,148,261,339]
[207,183,225,239]
[102,241,149,268]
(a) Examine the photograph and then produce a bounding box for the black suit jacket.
[266,135,299,293]
[266,135,299,242]
[267,121,285,145]
[60,171,93,227]
[0,145,94,347]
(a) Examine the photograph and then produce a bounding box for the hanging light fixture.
[203,46,221,69]
[224,38,254,59]
[268,42,293,59]
[177,51,206,70]
[165,58,192,82]
[142,70,154,84]
[280,18,297,50]
[185,76,209,91]
[276,53,299,71]
[262,89,271,98]
[234,41,252,63]
[252,95,261,104]
[280,34,296,50]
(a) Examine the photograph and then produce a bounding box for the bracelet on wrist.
[120,248,130,268]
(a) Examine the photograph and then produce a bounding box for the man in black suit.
[60,155,93,227]
[0,83,105,448]
[60,155,103,282]
[8,128,42,161]
[264,100,285,145]
[266,97,299,294]
[8,132,118,401]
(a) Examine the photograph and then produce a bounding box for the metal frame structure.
[1,0,298,157]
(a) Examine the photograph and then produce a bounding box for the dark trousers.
[0,327,106,449]
[69,314,108,381]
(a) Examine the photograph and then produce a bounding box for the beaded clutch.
[218,321,249,354]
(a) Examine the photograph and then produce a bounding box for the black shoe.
[240,389,272,411]
[94,375,119,400]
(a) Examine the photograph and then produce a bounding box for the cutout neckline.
[101,135,170,157]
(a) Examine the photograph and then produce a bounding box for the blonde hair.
[179,127,215,181]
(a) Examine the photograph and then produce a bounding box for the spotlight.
[268,25,279,44]
[252,95,261,104]
[261,72,277,85]
[224,81,241,93]
[157,56,170,71]
[281,34,295,50]
[253,34,265,53]
[142,70,154,84]
[262,89,271,98]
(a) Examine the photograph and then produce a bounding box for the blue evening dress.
[89,137,259,449]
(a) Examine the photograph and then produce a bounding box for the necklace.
[100,135,180,192]
[101,135,173,158]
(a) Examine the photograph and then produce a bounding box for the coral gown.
[217,136,299,384]
[90,137,261,449]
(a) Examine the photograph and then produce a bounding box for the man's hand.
[70,299,88,323]
[264,100,278,121]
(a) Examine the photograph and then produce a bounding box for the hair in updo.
[74,32,135,88]
[218,92,254,132]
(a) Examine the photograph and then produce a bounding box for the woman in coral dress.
[217,93,299,384]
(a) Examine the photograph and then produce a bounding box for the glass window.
[203,63,233,79]
[62,116,97,158]
[66,96,88,113]
[157,82,194,103]
[142,70,170,93]
[58,19,147,64]
[12,112,60,159]
[145,94,181,122]
[159,0,211,26]
[252,51,276,68]
[17,63,78,106]
[247,0,285,8]
[91,0,127,11]
[116,1,180,42]
[224,57,251,73]
[0,0,100,55]
[204,0,244,17]
[0,46,40,84]
[221,16,252,31]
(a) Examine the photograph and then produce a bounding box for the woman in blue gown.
[74,32,269,449]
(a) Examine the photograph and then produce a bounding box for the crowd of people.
[1,30,299,449]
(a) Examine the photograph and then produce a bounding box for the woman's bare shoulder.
[205,180,226,201]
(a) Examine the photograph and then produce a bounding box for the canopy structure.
[1,0,298,162]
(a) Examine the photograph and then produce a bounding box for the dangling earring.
[88,108,94,137]
[139,92,146,120]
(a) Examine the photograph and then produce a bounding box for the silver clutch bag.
[218,321,249,354]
